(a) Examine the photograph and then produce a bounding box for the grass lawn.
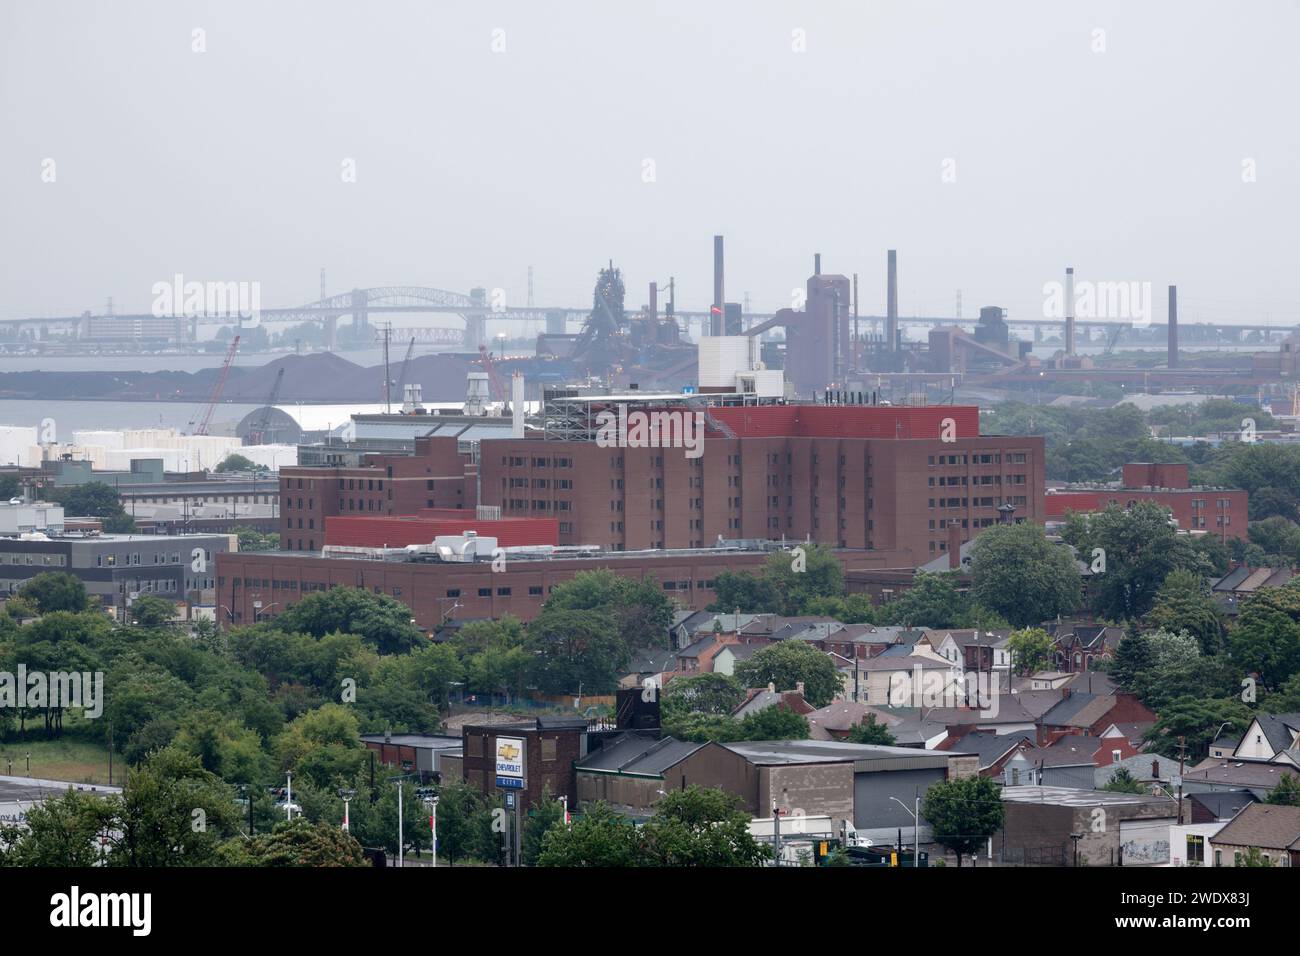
[0,737,122,786]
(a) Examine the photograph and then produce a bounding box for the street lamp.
[423,794,439,867]
[339,788,357,832]
[889,794,921,867]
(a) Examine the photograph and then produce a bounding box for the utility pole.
[1176,736,1187,825]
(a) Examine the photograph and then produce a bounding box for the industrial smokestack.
[649,282,658,323]
[814,253,822,276]
[886,249,898,352]
[712,235,725,336]
[510,372,526,438]
[1064,267,1076,357]
[1168,285,1178,368]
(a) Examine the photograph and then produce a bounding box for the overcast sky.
[3,0,1297,326]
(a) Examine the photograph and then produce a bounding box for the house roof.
[723,739,961,769]
[943,730,1035,767]
[805,701,902,734]
[856,654,952,672]
[1009,690,1067,720]
[1250,713,1300,755]
[574,733,706,776]
[626,647,679,675]
[1001,786,1177,810]
[732,689,814,718]
[1186,790,1258,821]
[1210,803,1300,850]
[1182,761,1300,789]
[1015,736,1105,769]
[1040,692,1116,728]
[923,628,1012,649]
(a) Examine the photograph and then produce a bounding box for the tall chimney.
[649,282,658,323]
[511,373,526,438]
[1064,267,1076,357]
[814,253,822,276]
[886,249,898,352]
[1167,285,1178,368]
[712,235,725,336]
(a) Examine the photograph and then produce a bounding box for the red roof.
[708,405,979,440]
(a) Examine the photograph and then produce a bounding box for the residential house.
[1207,803,1300,867]
[1045,621,1123,672]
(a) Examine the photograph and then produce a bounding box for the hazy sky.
[3,0,1297,327]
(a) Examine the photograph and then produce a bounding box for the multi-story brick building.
[1044,461,1248,541]
[479,403,1044,560]
[278,435,476,553]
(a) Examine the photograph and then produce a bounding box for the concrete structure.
[217,541,910,629]
[0,501,64,536]
[360,732,462,781]
[0,531,230,613]
[999,786,1178,866]
[458,716,588,810]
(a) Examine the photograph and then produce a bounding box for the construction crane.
[1103,324,1127,356]
[392,337,416,405]
[190,335,240,436]
[478,344,506,402]
[248,367,285,445]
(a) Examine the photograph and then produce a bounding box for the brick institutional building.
[279,403,1044,558]
[1044,462,1248,542]
[227,401,1044,628]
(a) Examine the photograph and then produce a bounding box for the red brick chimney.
[948,522,962,570]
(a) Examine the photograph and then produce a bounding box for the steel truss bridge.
[7,285,1294,350]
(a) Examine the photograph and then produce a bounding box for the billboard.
[495,736,525,789]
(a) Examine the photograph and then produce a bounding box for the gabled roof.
[942,730,1035,768]
[1186,790,1257,822]
[1248,713,1300,756]
[805,701,902,734]
[1015,736,1105,769]
[1210,803,1300,850]
[732,688,814,718]
[574,733,706,776]
[923,628,1012,649]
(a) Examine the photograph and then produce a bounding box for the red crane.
[192,335,240,436]
[478,344,505,402]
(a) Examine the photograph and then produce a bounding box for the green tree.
[877,572,971,629]
[129,593,177,628]
[1102,767,1146,794]
[1143,696,1252,761]
[526,606,628,695]
[1265,772,1300,807]
[522,785,566,866]
[225,817,367,866]
[922,775,1005,868]
[640,786,766,866]
[708,570,781,615]
[736,704,810,741]
[0,788,114,867]
[1008,627,1056,676]
[970,522,1081,627]
[763,543,845,616]
[1227,581,1300,691]
[734,641,841,707]
[276,704,367,790]
[846,714,896,745]
[215,453,265,473]
[1146,568,1226,655]
[107,748,241,867]
[275,587,423,655]
[536,801,643,867]
[17,571,88,614]
[542,569,676,650]
[1060,502,1212,621]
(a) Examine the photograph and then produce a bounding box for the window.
[541,738,557,762]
